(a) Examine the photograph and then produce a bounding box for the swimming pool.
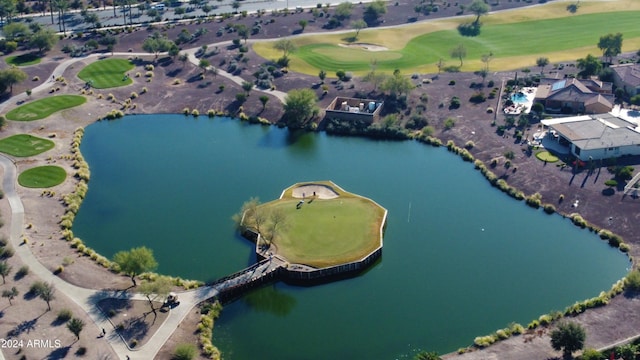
[511,91,528,103]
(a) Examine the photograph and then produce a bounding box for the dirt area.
[97,298,168,348]
[0,1,639,359]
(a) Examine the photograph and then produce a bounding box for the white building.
[541,110,640,161]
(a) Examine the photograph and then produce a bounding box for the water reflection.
[243,285,297,317]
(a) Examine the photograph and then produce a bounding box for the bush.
[464,140,475,149]
[448,80,456,85]
[604,179,618,187]
[15,265,29,279]
[172,343,197,360]
[470,91,486,103]
[543,203,556,214]
[449,96,461,109]
[444,117,456,129]
[626,270,640,291]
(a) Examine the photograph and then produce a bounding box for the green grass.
[6,95,86,121]
[18,165,67,188]
[535,150,560,163]
[0,134,55,157]
[256,184,385,268]
[5,52,42,66]
[77,58,135,89]
[255,8,640,75]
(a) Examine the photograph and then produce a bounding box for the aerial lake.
[74,114,630,359]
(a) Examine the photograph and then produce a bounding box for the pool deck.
[504,87,537,115]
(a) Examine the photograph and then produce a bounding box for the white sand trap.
[292,184,339,199]
[338,43,389,52]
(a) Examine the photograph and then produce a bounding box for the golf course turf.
[5,52,42,66]
[253,182,386,268]
[77,58,135,89]
[253,5,640,75]
[6,95,86,121]
[0,134,55,157]
[18,165,67,188]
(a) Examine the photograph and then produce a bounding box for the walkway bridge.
[208,256,286,302]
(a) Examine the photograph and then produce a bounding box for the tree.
[282,88,319,129]
[53,0,69,34]
[82,11,100,29]
[2,22,29,41]
[363,0,387,25]
[241,81,253,96]
[468,0,490,25]
[550,321,586,359]
[138,277,172,315]
[112,246,158,286]
[318,69,326,84]
[142,32,176,60]
[198,59,210,76]
[380,70,413,97]
[66,317,84,340]
[298,19,307,32]
[2,287,18,305]
[98,34,117,54]
[38,282,56,311]
[352,19,367,39]
[0,0,17,23]
[363,71,388,92]
[178,53,189,68]
[334,1,353,20]
[577,54,602,78]
[233,197,260,228]
[0,66,27,94]
[231,0,240,12]
[536,57,549,74]
[265,208,287,242]
[0,260,10,283]
[235,24,249,44]
[29,28,58,54]
[450,44,467,67]
[580,349,602,360]
[273,39,297,59]
[259,95,269,111]
[598,32,623,64]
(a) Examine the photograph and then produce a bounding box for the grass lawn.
[253,1,640,75]
[0,134,55,157]
[6,95,86,121]
[77,58,135,89]
[536,150,560,163]
[256,189,385,268]
[5,52,42,66]
[18,165,67,188]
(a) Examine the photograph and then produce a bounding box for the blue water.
[73,115,630,359]
[511,92,528,103]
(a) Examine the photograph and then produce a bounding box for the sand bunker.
[338,43,389,52]
[292,184,339,199]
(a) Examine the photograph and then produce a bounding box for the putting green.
[77,58,134,89]
[5,53,41,66]
[248,182,386,268]
[6,95,86,121]
[535,150,560,163]
[0,134,55,157]
[18,165,67,188]
[253,1,640,75]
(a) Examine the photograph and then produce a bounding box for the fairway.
[6,95,86,121]
[18,165,67,188]
[0,134,55,157]
[253,182,386,268]
[77,58,134,89]
[253,1,640,75]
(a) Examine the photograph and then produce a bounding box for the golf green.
[18,165,67,188]
[6,95,86,121]
[253,182,386,268]
[77,58,135,89]
[0,134,55,157]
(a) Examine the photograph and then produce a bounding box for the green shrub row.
[139,272,203,290]
[566,213,629,252]
[472,322,525,348]
[474,160,524,200]
[445,140,474,162]
[197,301,223,359]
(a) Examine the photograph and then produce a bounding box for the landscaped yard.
[6,95,86,121]
[253,2,640,75]
[253,185,385,268]
[18,165,67,188]
[536,150,560,163]
[5,52,41,66]
[0,134,55,157]
[77,58,134,88]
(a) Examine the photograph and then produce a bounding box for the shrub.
[525,193,542,208]
[173,343,197,360]
[486,107,494,113]
[626,270,640,291]
[464,140,475,149]
[173,79,182,85]
[449,96,461,109]
[604,179,618,187]
[182,107,190,115]
[15,265,29,279]
[474,335,496,348]
[570,213,587,228]
[543,203,556,214]
[141,87,148,94]
[470,91,486,103]
[448,80,456,85]
[191,109,200,117]
[145,64,154,71]
[145,71,154,78]
[32,76,40,81]
[130,92,138,99]
[444,117,456,129]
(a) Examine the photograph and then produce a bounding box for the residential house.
[610,63,640,97]
[325,97,384,123]
[534,78,614,114]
